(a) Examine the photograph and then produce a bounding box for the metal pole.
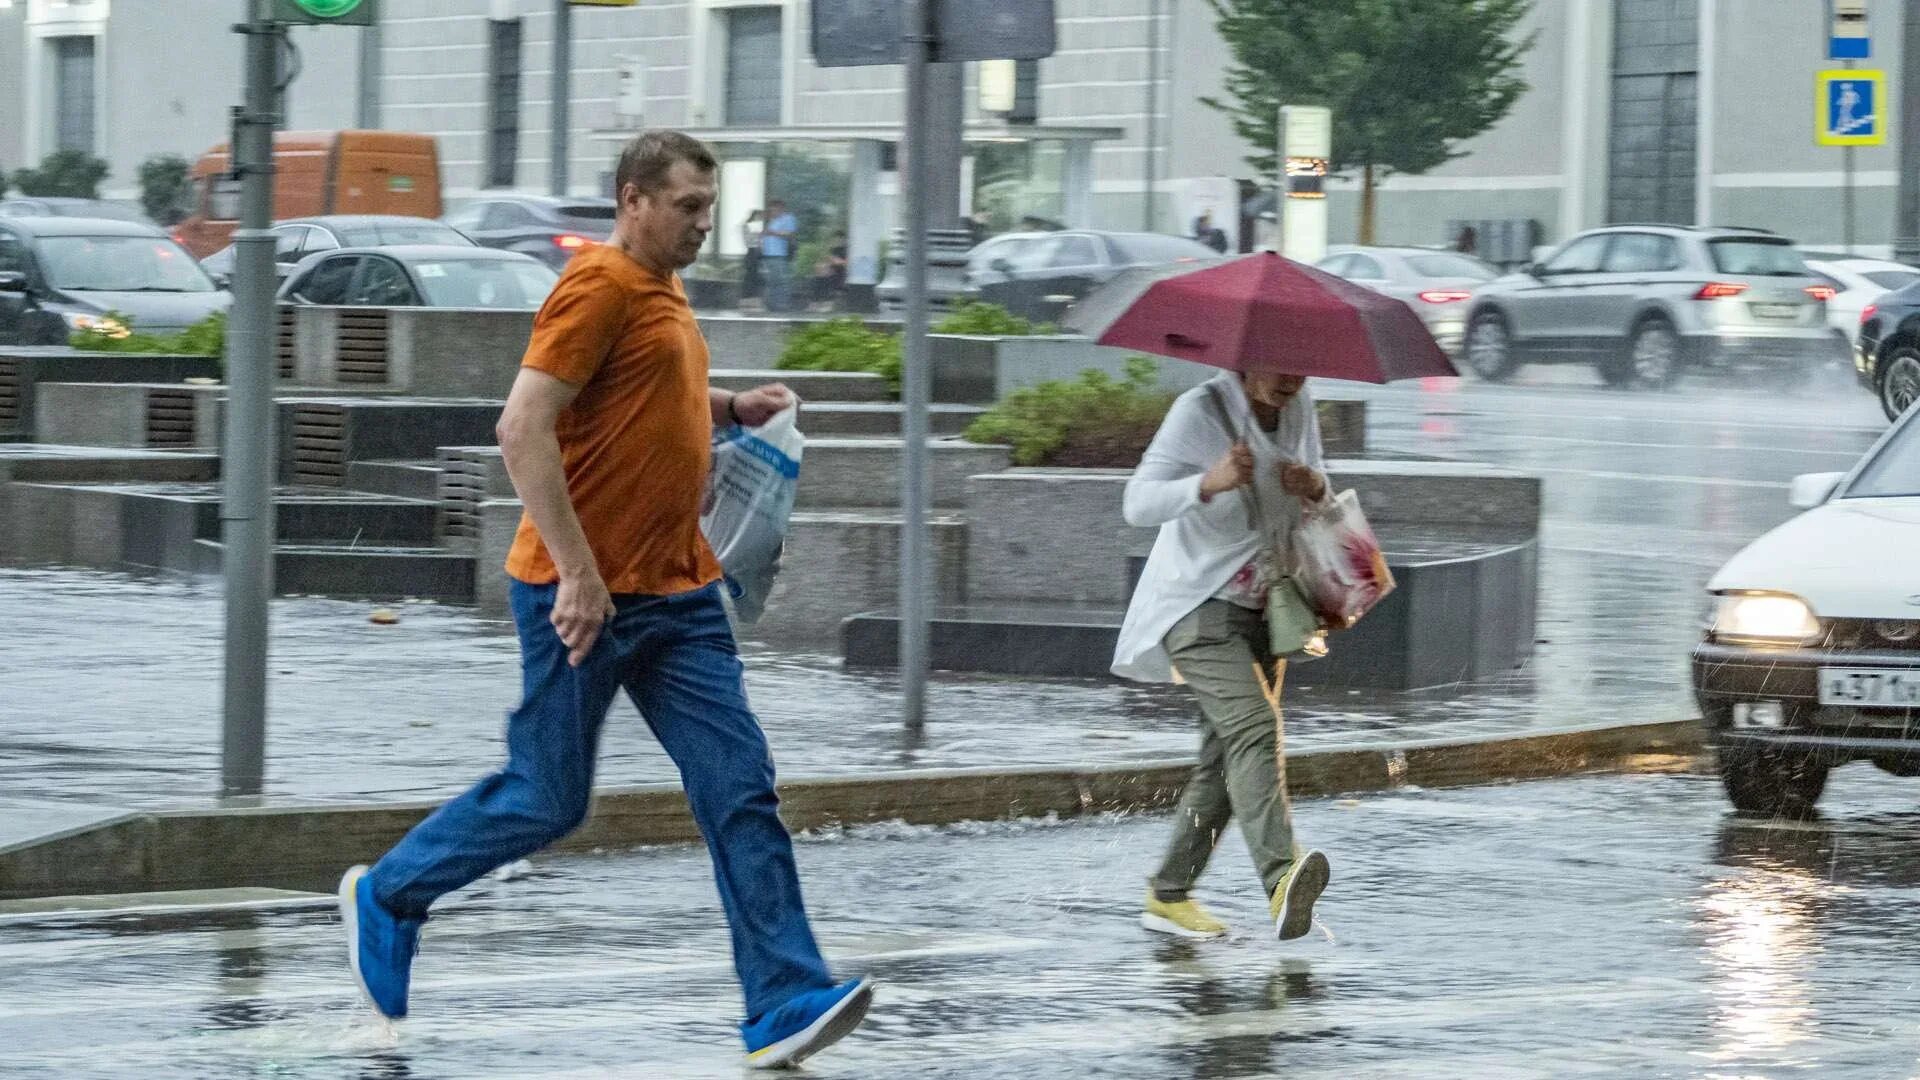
[222,0,282,798]
[356,10,382,129]
[1144,0,1161,231]
[551,0,571,196]
[900,0,933,730]
[1845,146,1856,253]
[1896,0,1920,263]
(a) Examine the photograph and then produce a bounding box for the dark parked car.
[0,216,230,345]
[1852,277,1920,420]
[200,215,476,282]
[877,229,1220,322]
[0,197,156,227]
[442,195,617,269]
[278,245,558,310]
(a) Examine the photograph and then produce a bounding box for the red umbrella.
[1063,251,1458,383]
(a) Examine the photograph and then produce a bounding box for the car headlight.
[64,312,130,338]
[1710,592,1822,645]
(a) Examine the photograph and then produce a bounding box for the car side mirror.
[211,272,233,289]
[1789,471,1846,509]
[1523,263,1545,278]
[990,257,1014,274]
[0,271,27,293]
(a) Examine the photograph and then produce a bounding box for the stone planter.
[685,278,742,311]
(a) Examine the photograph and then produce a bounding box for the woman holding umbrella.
[1113,368,1332,941]
[1073,251,1457,940]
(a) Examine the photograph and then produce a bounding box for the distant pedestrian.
[337,130,874,1070]
[1193,210,1229,254]
[741,209,766,306]
[1454,225,1478,256]
[760,198,799,312]
[1114,369,1332,942]
[808,235,849,311]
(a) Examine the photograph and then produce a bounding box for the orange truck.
[175,130,443,258]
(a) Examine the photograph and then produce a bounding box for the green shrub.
[964,357,1173,467]
[72,311,226,360]
[12,149,110,199]
[933,300,1054,337]
[138,154,194,227]
[774,316,901,395]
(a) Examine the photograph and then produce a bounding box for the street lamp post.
[1897,0,1920,262]
[222,0,286,797]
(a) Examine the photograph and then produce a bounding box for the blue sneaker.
[742,977,875,1070]
[338,865,423,1019]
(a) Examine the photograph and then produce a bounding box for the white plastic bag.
[1290,488,1395,629]
[701,405,804,624]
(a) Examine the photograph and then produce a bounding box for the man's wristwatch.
[726,392,743,426]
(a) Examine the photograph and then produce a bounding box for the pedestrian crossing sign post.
[1817,69,1886,146]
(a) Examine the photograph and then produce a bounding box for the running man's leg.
[369,580,626,917]
[623,585,834,1022]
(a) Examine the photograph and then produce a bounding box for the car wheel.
[1605,317,1683,389]
[1716,746,1828,818]
[1463,311,1519,382]
[1878,344,1920,421]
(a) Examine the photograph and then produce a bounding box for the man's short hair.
[614,130,718,197]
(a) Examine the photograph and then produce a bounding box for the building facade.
[0,1,1900,257]
[0,0,359,206]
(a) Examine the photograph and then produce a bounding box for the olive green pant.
[1150,600,1297,902]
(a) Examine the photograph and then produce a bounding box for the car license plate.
[1753,303,1798,320]
[1818,667,1920,707]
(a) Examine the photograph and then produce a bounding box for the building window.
[486,19,523,189]
[723,6,783,126]
[50,35,96,154]
[1010,59,1038,125]
[1606,0,1697,225]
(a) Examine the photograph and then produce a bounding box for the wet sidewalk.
[0,527,1694,811]
[4,769,1912,1078]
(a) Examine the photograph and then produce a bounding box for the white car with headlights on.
[1694,407,1920,816]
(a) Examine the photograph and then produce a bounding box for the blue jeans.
[367,579,835,1021]
[761,255,792,312]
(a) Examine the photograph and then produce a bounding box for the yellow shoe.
[1142,892,1228,939]
[1270,850,1330,941]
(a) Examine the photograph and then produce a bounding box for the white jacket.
[1111,373,1324,683]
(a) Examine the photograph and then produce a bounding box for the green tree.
[1205,0,1533,243]
[138,154,194,226]
[11,149,111,199]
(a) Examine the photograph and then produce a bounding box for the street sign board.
[1817,69,1886,146]
[812,0,1055,67]
[1830,0,1870,60]
[272,0,373,25]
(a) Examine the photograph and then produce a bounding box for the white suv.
[1461,225,1837,387]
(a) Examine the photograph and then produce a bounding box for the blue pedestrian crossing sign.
[1817,69,1886,146]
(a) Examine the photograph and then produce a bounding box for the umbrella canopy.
[1063,251,1458,384]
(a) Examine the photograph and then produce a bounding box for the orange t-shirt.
[503,245,724,596]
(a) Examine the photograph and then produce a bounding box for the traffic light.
[273,0,374,26]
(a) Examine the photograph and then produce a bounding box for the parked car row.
[877,228,1221,322]
[1317,226,1920,402]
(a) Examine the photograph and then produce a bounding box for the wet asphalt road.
[0,371,1892,809]
[8,767,1920,1078]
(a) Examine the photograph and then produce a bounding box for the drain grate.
[0,358,18,433]
[145,388,197,447]
[276,305,298,380]
[336,308,390,384]
[436,449,492,548]
[291,403,348,485]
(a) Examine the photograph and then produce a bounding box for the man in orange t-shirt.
[338,131,872,1070]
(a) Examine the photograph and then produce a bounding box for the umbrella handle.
[1164,332,1209,350]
